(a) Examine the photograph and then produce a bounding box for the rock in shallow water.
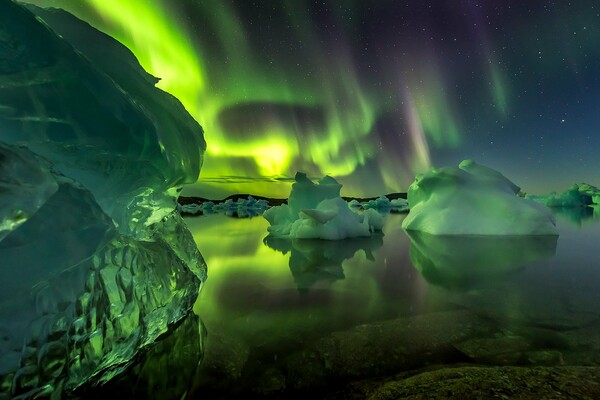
[0,1,206,398]
[285,310,492,390]
[344,366,600,400]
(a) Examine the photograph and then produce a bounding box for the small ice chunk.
[348,199,362,208]
[362,195,391,210]
[390,198,409,211]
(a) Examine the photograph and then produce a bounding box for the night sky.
[25,0,600,198]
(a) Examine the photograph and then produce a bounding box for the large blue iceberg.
[0,2,206,397]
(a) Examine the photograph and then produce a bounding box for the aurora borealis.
[24,0,600,197]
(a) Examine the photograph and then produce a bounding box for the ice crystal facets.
[0,1,206,397]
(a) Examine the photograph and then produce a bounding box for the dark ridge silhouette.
[178,192,407,207]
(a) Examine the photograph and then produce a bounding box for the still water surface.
[184,208,600,395]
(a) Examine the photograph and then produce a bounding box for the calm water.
[185,208,600,397]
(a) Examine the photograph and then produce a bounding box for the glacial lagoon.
[184,208,600,398]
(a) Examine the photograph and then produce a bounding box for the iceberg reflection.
[552,206,599,226]
[406,231,558,290]
[264,234,384,291]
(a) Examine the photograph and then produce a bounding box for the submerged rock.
[285,310,491,390]
[0,2,206,397]
[345,366,600,400]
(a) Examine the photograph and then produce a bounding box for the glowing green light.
[80,0,382,188]
[489,63,509,115]
[184,214,418,351]
[409,65,461,149]
[25,0,445,196]
[85,0,205,115]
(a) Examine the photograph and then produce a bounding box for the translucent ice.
[0,2,206,397]
[2,3,206,236]
[263,172,383,239]
[402,160,558,235]
[0,144,58,241]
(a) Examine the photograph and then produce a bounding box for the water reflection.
[185,212,600,397]
[186,213,423,355]
[552,205,600,226]
[406,231,558,290]
[264,234,384,291]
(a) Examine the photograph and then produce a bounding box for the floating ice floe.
[526,183,600,208]
[263,172,384,239]
[181,196,270,218]
[402,160,558,235]
[348,196,409,213]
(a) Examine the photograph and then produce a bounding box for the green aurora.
[22,0,505,196]
[23,0,519,198]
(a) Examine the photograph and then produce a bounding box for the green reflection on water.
[185,214,423,347]
[263,234,384,292]
[406,232,558,290]
[184,212,600,396]
[552,205,600,227]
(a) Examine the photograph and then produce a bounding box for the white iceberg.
[362,195,392,210]
[402,160,558,235]
[263,172,384,240]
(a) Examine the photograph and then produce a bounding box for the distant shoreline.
[178,192,407,206]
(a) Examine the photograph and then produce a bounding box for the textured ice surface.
[402,160,558,235]
[75,313,205,400]
[263,172,383,239]
[0,144,58,241]
[2,2,205,236]
[0,2,206,398]
[526,183,600,208]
